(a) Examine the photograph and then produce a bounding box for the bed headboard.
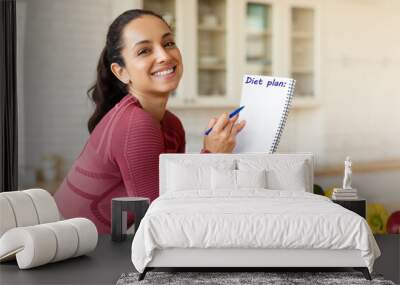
[159,153,314,195]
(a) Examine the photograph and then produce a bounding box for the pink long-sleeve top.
[54,94,185,233]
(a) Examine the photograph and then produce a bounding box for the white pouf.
[0,189,98,269]
[0,218,98,269]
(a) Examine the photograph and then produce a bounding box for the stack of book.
[332,188,358,200]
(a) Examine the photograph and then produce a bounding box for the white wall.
[20,0,110,177]
[320,0,400,165]
[18,0,400,209]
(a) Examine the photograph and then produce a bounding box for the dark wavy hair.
[87,9,168,133]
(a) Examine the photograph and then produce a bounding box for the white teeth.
[153,68,174,77]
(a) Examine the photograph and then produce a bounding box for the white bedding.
[131,190,380,273]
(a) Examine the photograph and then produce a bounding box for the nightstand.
[373,234,400,284]
[332,198,366,218]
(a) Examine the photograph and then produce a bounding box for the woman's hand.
[203,113,246,153]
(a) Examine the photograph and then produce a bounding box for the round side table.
[111,197,149,242]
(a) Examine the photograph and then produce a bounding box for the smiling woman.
[53,9,246,234]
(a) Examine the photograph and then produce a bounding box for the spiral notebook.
[234,75,296,153]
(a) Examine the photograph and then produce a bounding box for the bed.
[131,153,380,280]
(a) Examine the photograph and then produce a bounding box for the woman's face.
[118,15,183,96]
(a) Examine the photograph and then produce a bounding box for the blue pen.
[204,106,245,135]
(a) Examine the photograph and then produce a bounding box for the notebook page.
[235,75,295,153]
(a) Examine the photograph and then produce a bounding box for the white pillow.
[167,163,209,191]
[211,168,267,190]
[211,168,236,190]
[167,160,235,192]
[236,169,267,189]
[238,159,308,191]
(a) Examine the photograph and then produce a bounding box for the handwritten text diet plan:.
[244,75,288,89]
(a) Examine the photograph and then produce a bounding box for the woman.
[54,9,246,233]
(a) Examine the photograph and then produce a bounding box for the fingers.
[229,120,246,138]
[204,117,246,153]
[207,117,217,129]
[212,113,229,133]
[222,114,239,135]
[237,120,246,133]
